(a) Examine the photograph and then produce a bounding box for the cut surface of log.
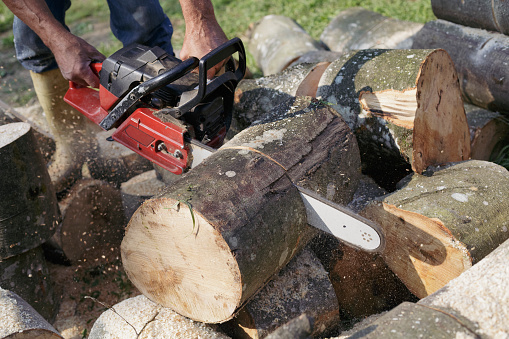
[321,7,423,53]
[0,288,63,339]
[248,15,325,76]
[316,49,470,189]
[121,97,362,323]
[431,0,509,34]
[0,122,59,258]
[361,160,509,298]
[412,20,509,113]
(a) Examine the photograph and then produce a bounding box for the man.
[2,0,228,192]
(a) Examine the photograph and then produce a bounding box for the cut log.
[248,15,325,76]
[221,248,340,338]
[51,178,126,263]
[89,294,229,339]
[431,0,509,35]
[0,246,59,323]
[0,288,63,339]
[320,7,423,53]
[412,20,509,113]
[120,170,167,220]
[340,237,509,338]
[121,97,362,323]
[360,160,509,298]
[264,314,313,339]
[465,103,509,161]
[316,49,470,190]
[0,122,59,259]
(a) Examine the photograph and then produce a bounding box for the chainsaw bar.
[187,142,385,252]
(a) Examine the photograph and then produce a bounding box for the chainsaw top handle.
[67,62,102,90]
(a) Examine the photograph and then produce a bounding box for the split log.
[320,7,423,53]
[0,246,59,323]
[51,179,126,263]
[120,170,167,220]
[412,20,509,113]
[248,15,325,76]
[0,122,59,259]
[0,288,63,339]
[121,96,362,323]
[316,49,470,190]
[465,103,509,161]
[431,0,509,35]
[89,295,229,339]
[221,248,340,338]
[361,160,509,299]
[340,237,509,338]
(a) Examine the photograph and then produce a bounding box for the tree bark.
[247,15,325,76]
[412,20,509,113]
[320,7,423,53]
[316,49,470,190]
[0,122,59,259]
[431,0,509,34]
[121,97,362,323]
[361,160,509,299]
[221,248,339,338]
[0,288,62,339]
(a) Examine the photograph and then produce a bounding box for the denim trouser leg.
[13,0,174,73]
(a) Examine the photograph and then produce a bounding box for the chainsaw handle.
[67,62,103,89]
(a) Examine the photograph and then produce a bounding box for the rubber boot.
[30,69,96,194]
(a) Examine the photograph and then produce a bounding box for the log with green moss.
[316,48,470,189]
[121,97,362,323]
[361,160,509,298]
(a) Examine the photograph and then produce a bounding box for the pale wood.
[317,48,470,189]
[121,97,362,323]
[412,20,509,113]
[120,170,167,220]
[248,15,325,75]
[221,248,339,338]
[0,122,59,259]
[431,0,509,34]
[361,160,509,298]
[0,288,62,339]
[321,7,423,53]
[89,295,229,339]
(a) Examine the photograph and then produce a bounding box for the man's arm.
[178,0,229,78]
[2,0,105,87]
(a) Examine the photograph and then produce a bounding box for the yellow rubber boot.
[30,69,96,193]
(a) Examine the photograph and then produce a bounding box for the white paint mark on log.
[225,171,236,178]
[451,193,469,202]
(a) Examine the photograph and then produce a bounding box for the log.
[221,248,340,338]
[120,170,167,220]
[248,15,325,76]
[465,103,509,161]
[339,237,509,338]
[0,122,59,259]
[320,7,423,53]
[412,20,509,113]
[360,160,509,299]
[431,0,509,35]
[0,288,63,339]
[316,49,470,190]
[264,314,313,339]
[89,294,229,339]
[51,178,126,263]
[121,96,362,323]
[0,246,59,323]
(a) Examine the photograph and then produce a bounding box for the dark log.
[121,97,362,323]
[264,314,313,339]
[321,7,423,53]
[431,0,509,34]
[120,170,167,220]
[361,160,509,298]
[412,20,509,113]
[0,288,62,339]
[316,49,470,190]
[0,122,59,259]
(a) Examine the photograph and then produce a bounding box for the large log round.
[121,97,362,323]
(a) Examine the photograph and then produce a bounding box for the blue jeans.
[13,0,174,73]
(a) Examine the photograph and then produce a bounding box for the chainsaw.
[64,38,385,253]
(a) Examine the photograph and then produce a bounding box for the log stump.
[361,160,509,298]
[316,48,470,190]
[121,97,362,323]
